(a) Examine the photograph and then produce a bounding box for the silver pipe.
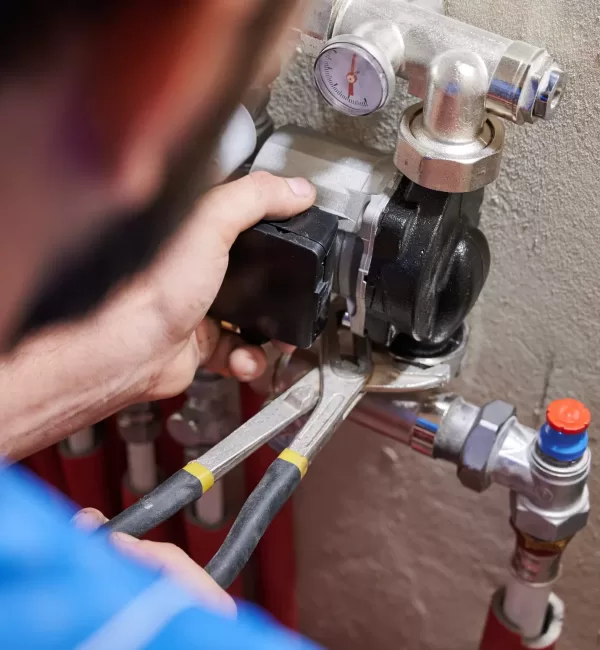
[504,574,554,640]
[66,427,95,456]
[349,393,457,456]
[127,441,158,495]
[185,447,226,526]
[307,0,565,124]
[423,50,488,144]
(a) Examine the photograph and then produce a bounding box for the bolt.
[533,66,567,120]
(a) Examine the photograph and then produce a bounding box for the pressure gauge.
[314,35,396,117]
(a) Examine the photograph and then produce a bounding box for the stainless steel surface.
[350,394,449,456]
[489,42,567,124]
[117,403,161,444]
[534,64,566,120]
[353,20,405,73]
[326,0,565,124]
[199,369,321,480]
[489,418,591,541]
[457,400,516,493]
[395,101,505,192]
[289,311,372,462]
[511,485,590,542]
[488,42,564,124]
[367,324,468,393]
[491,423,591,508]
[423,50,488,144]
[299,0,444,57]
[489,420,537,497]
[167,371,240,448]
[433,396,480,464]
[434,394,592,542]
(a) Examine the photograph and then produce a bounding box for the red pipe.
[479,589,562,650]
[157,395,187,478]
[22,445,67,495]
[105,416,127,513]
[183,509,244,598]
[59,440,113,516]
[241,384,298,630]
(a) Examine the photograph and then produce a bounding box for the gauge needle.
[346,54,357,97]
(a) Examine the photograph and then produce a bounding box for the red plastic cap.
[546,399,591,435]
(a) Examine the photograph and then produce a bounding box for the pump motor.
[211,127,489,352]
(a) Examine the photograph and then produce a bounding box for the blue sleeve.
[0,463,320,650]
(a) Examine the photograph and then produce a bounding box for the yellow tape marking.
[183,462,215,493]
[279,449,309,479]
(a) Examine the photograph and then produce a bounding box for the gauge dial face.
[315,43,389,116]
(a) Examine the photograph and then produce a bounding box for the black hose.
[105,469,204,538]
[206,457,302,589]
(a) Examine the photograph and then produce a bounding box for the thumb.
[196,171,316,250]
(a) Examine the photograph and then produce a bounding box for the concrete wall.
[269,1,600,647]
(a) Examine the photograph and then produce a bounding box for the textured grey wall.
[269,1,600,648]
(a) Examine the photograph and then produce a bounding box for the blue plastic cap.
[538,399,591,462]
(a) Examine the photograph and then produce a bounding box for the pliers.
[107,307,373,587]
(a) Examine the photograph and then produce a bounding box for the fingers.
[197,171,316,250]
[196,318,268,382]
[112,534,236,617]
[72,508,108,531]
[228,346,268,382]
[73,509,236,617]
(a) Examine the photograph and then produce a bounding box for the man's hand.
[128,171,315,400]
[0,172,315,460]
[73,508,237,617]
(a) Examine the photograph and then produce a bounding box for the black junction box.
[210,206,338,349]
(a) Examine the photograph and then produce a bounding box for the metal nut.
[116,403,161,444]
[511,489,590,542]
[394,103,505,193]
[533,66,567,120]
[457,400,516,492]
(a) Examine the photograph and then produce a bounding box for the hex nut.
[116,403,162,444]
[533,67,567,121]
[394,103,505,193]
[511,490,591,542]
[457,400,516,492]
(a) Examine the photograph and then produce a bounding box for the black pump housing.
[211,180,490,350]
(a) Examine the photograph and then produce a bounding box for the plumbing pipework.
[303,0,565,192]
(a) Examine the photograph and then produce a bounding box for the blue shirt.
[0,463,320,650]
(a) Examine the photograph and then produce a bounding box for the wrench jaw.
[286,312,373,464]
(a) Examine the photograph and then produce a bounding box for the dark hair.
[12,0,298,344]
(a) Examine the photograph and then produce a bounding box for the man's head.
[0,0,306,345]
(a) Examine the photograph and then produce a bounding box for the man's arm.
[0,463,321,650]
[0,172,315,460]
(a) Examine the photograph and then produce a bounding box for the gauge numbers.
[315,43,390,117]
